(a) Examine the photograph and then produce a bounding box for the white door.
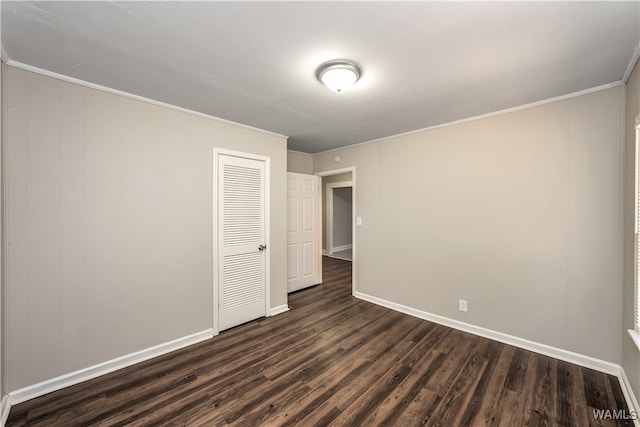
[287,172,321,292]
[218,154,267,331]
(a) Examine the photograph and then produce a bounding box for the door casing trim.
[326,180,353,256]
[315,167,356,295]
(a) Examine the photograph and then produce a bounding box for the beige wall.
[321,172,352,251]
[5,66,288,391]
[315,86,624,364]
[287,151,313,174]
[623,62,640,400]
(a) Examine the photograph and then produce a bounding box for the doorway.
[316,167,356,294]
[326,183,352,261]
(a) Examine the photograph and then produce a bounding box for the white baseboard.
[354,291,640,422]
[8,329,214,407]
[353,291,620,374]
[1,395,10,427]
[619,368,640,426]
[3,294,638,426]
[322,249,330,256]
[332,244,352,252]
[270,304,290,316]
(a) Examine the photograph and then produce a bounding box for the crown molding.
[623,41,640,83]
[286,149,312,156]
[5,60,625,157]
[313,81,624,156]
[5,60,288,140]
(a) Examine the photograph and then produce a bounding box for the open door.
[287,172,321,292]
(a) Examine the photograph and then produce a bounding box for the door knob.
[258,244,267,251]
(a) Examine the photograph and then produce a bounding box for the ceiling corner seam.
[4,59,289,140]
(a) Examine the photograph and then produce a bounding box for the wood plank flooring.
[8,257,633,426]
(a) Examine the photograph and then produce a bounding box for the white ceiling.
[2,1,639,154]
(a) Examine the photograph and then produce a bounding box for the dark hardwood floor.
[8,256,633,426]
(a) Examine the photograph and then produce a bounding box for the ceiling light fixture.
[316,60,361,92]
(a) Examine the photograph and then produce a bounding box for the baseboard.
[1,295,637,426]
[354,291,640,420]
[270,304,290,316]
[8,329,214,406]
[322,249,330,256]
[353,291,620,375]
[332,244,352,252]
[619,368,640,426]
[1,395,10,427]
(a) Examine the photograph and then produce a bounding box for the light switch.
[356,217,363,226]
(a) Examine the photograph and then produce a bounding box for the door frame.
[316,167,356,294]
[326,181,352,256]
[213,148,271,335]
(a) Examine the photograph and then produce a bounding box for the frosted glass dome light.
[317,60,361,92]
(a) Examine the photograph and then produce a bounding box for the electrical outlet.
[459,299,468,312]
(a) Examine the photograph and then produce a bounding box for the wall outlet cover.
[459,299,468,312]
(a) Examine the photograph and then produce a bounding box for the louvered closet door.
[219,154,266,331]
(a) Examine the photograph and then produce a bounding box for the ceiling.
[2,1,639,154]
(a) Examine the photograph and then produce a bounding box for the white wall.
[333,187,352,249]
[5,66,288,391]
[623,62,640,400]
[314,86,624,364]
